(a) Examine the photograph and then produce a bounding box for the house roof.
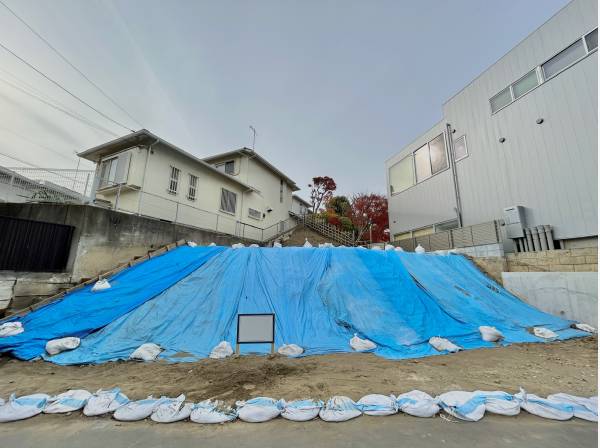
[203,148,300,192]
[77,129,257,192]
[292,194,311,208]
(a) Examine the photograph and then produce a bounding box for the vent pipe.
[525,228,533,252]
[543,225,555,250]
[537,225,548,251]
[530,227,541,252]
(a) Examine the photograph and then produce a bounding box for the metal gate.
[0,216,74,271]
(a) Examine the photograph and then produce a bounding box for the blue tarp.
[34,247,586,365]
[0,246,586,364]
[0,245,225,360]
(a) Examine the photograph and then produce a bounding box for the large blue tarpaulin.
[0,246,586,364]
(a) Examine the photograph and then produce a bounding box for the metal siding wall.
[386,0,597,240]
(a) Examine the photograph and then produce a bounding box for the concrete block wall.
[454,243,504,258]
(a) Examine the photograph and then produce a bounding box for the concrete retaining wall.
[502,272,598,327]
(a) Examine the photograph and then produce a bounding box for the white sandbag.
[357,394,397,416]
[319,396,362,422]
[0,321,24,337]
[479,326,504,342]
[533,327,558,339]
[429,336,461,353]
[249,244,259,248]
[130,343,162,361]
[208,242,216,246]
[281,399,323,421]
[91,278,111,292]
[187,241,198,247]
[437,391,486,422]
[277,344,304,357]
[83,388,129,416]
[574,323,597,334]
[273,241,282,248]
[190,400,237,424]
[395,390,439,417]
[44,389,91,413]
[515,388,573,420]
[371,246,382,251]
[473,390,520,416]
[384,244,395,251]
[45,337,80,356]
[113,396,167,421]
[232,243,245,249]
[151,394,193,423]
[0,393,49,422]
[547,393,597,422]
[350,333,376,352]
[414,244,425,253]
[209,341,233,359]
[303,239,312,248]
[236,397,283,423]
[394,246,404,252]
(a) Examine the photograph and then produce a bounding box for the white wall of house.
[291,196,309,215]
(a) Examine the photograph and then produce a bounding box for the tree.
[326,195,351,216]
[309,176,337,213]
[350,193,389,243]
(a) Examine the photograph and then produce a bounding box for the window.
[188,174,197,201]
[585,28,598,52]
[99,157,118,188]
[542,39,586,79]
[512,69,539,99]
[453,135,468,161]
[220,188,237,214]
[225,161,234,174]
[490,87,512,113]
[428,134,448,174]
[168,166,180,194]
[389,155,414,194]
[248,208,261,219]
[413,133,448,183]
[280,179,284,203]
[414,144,431,182]
[394,232,412,241]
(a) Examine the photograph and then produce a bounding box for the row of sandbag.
[0,388,596,424]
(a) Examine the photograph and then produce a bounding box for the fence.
[0,166,94,204]
[292,212,356,246]
[393,221,502,252]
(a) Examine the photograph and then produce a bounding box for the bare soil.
[0,337,596,403]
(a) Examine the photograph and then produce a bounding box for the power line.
[0,74,120,137]
[0,0,143,129]
[0,125,77,163]
[0,40,134,133]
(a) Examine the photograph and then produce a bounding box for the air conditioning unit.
[503,206,526,238]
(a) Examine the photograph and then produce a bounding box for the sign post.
[236,313,275,354]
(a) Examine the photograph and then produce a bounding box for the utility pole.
[249,125,256,151]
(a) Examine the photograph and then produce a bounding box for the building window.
[453,135,468,161]
[490,87,512,113]
[248,208,261,220]
[512,69,539,99]
[389,155,414,194]
[280,179,284,203]
[542,39,586,80]
[585,28,598,52]
[428,134,448,174]
[99,157,118,188]
[220,188,237,214]
[188,174,197,201]
[168,166,180,195]
[216,160,235,175]
[413,133,447,183]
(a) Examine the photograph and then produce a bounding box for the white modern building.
[78,129,303,242]
[386,0,597,252]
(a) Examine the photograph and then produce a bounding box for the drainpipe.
[446,123,463,227]
[137,138,159,215]
[517,238,525,253]
[530,227,541,252]
[525,227,533,252]
[537,225,548,251]
[543,225,555,250]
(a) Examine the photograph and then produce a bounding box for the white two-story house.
[77,129,301,242]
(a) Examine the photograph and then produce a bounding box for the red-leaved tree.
[350,193,389,243]
[309,176,337,213]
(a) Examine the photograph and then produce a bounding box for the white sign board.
[237,314,275,343]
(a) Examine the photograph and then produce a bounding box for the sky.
[0,0,571,199]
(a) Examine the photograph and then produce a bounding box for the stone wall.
[282,224,338,247]
[472,247,598,285]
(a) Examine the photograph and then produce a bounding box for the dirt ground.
[0,337,596,402]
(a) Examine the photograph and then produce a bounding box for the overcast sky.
[0,0,570,199]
